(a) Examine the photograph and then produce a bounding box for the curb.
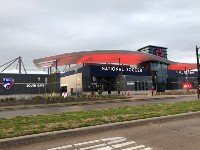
[1,111,200,148]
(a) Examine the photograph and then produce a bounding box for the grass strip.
[0,99,125,111]
[0,102,94,111]
[0,100,200,139]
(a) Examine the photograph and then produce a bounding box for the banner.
[182,82,192,89]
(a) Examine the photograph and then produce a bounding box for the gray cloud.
[0,0,200,71]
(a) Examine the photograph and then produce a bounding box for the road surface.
[4,111,200,150]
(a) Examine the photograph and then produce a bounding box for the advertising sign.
[182,82,192,89]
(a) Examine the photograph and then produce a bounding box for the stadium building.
[33,45,197,95]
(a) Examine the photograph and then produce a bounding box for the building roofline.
[33,49,196,71]
[138,45,168,51]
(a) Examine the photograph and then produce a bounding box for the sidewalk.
[125,94,198,102]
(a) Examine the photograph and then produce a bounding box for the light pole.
[38,77,40,95]
[185,68,189,92]
[45,78,47,104]
[75,69,78,98]
[155,76,157,91]
[186,76,189,92]
[123,75,126,95]
[196,45,200,87]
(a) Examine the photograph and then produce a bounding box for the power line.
[0,57,27,74]
[0,58,18,68]
[1,58,18,73]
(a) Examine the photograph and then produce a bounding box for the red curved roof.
[33,50,197,71]
[168,63,197,70]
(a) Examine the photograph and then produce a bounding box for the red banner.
[182,82,192,89]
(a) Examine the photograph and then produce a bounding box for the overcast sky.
[0,0,200,71]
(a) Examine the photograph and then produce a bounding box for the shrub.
[157,91,195,95]
[64,96,76,102]
[31,96,45,104]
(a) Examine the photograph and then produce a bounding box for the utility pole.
[19,56,22,74]
[196,45,200,86]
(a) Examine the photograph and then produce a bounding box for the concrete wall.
[0,73,60,96]
[60,72,83,94]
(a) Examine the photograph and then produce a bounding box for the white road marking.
[107,138,127,144]
[80,143,107,150]
[122,145,145,150]
[46,137,153,150]
[111,141,136,148]
[101,137,124,141]
[47,145,72,150]
[92,146,113,150]
[143,148,153,150]
[74,140,100,146]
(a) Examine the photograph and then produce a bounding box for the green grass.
[0,100,200,139]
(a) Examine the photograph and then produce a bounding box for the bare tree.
[115,74,125,92]
[47,73,57,97]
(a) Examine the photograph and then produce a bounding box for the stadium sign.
[2,78,14,89]
[176,70,195,75]
[26,84,44,88]
[102,66,142,72]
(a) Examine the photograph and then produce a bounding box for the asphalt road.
[4,111,200,150]
[0,95,198,118]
